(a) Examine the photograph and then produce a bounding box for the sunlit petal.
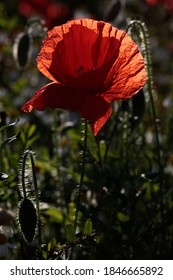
[22,82,112,135]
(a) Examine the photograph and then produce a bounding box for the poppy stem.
[21,151,28,200]
[29,151,42,253]
[126,19,165,236]
[74,119,88,233]
[103,106,122,165]
[126,20,162,173]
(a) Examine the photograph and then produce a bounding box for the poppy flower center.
[76,65,95,77]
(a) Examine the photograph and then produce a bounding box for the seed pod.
[19,198,37,243]
[13,32,32,69]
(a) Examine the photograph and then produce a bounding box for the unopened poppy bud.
[13,32,32,69]
[19,198,37,243]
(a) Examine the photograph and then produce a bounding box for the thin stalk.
[29,152,42,252]
[103,106,121,165]
[21,151,28,199]
[126,20,165,238]
[74,119,88,232]
[126,20,162,173]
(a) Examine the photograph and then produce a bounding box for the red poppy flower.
[22,19,147,136]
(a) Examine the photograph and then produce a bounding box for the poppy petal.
[101,32,147,102]
[21,82,112,136]
[37,19,123,92]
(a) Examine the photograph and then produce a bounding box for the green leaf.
[68,202,76,222]
[66,224,75,242]
[117,212,130,223]
[26,134,40,148]
[84,219,93,236]
[19,123,39,147]
[42,208,63,223]
[27,124,37,138]
[47,238,57,252]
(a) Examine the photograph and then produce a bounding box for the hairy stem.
[74,119,88,232]
[21,151,28,200]
[126,20,164,236]
[126,20,162,172]
[29,151,42,251]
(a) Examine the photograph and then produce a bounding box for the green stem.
[126,20,164,237]
[74,119,88,232]
[21,151,28,200]
[103,106,121,165]
[29,151,42,251]
[126,20,162,173]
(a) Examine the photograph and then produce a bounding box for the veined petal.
[21,82,65,112]
[21,82,112,136]
[101,32,147,102]
[37,19,123,92]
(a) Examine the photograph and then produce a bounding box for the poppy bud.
[19,198,37,243]
[13,32,32,69]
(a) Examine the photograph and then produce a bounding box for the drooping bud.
[19,198,37,243]
[13,32,32,69]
